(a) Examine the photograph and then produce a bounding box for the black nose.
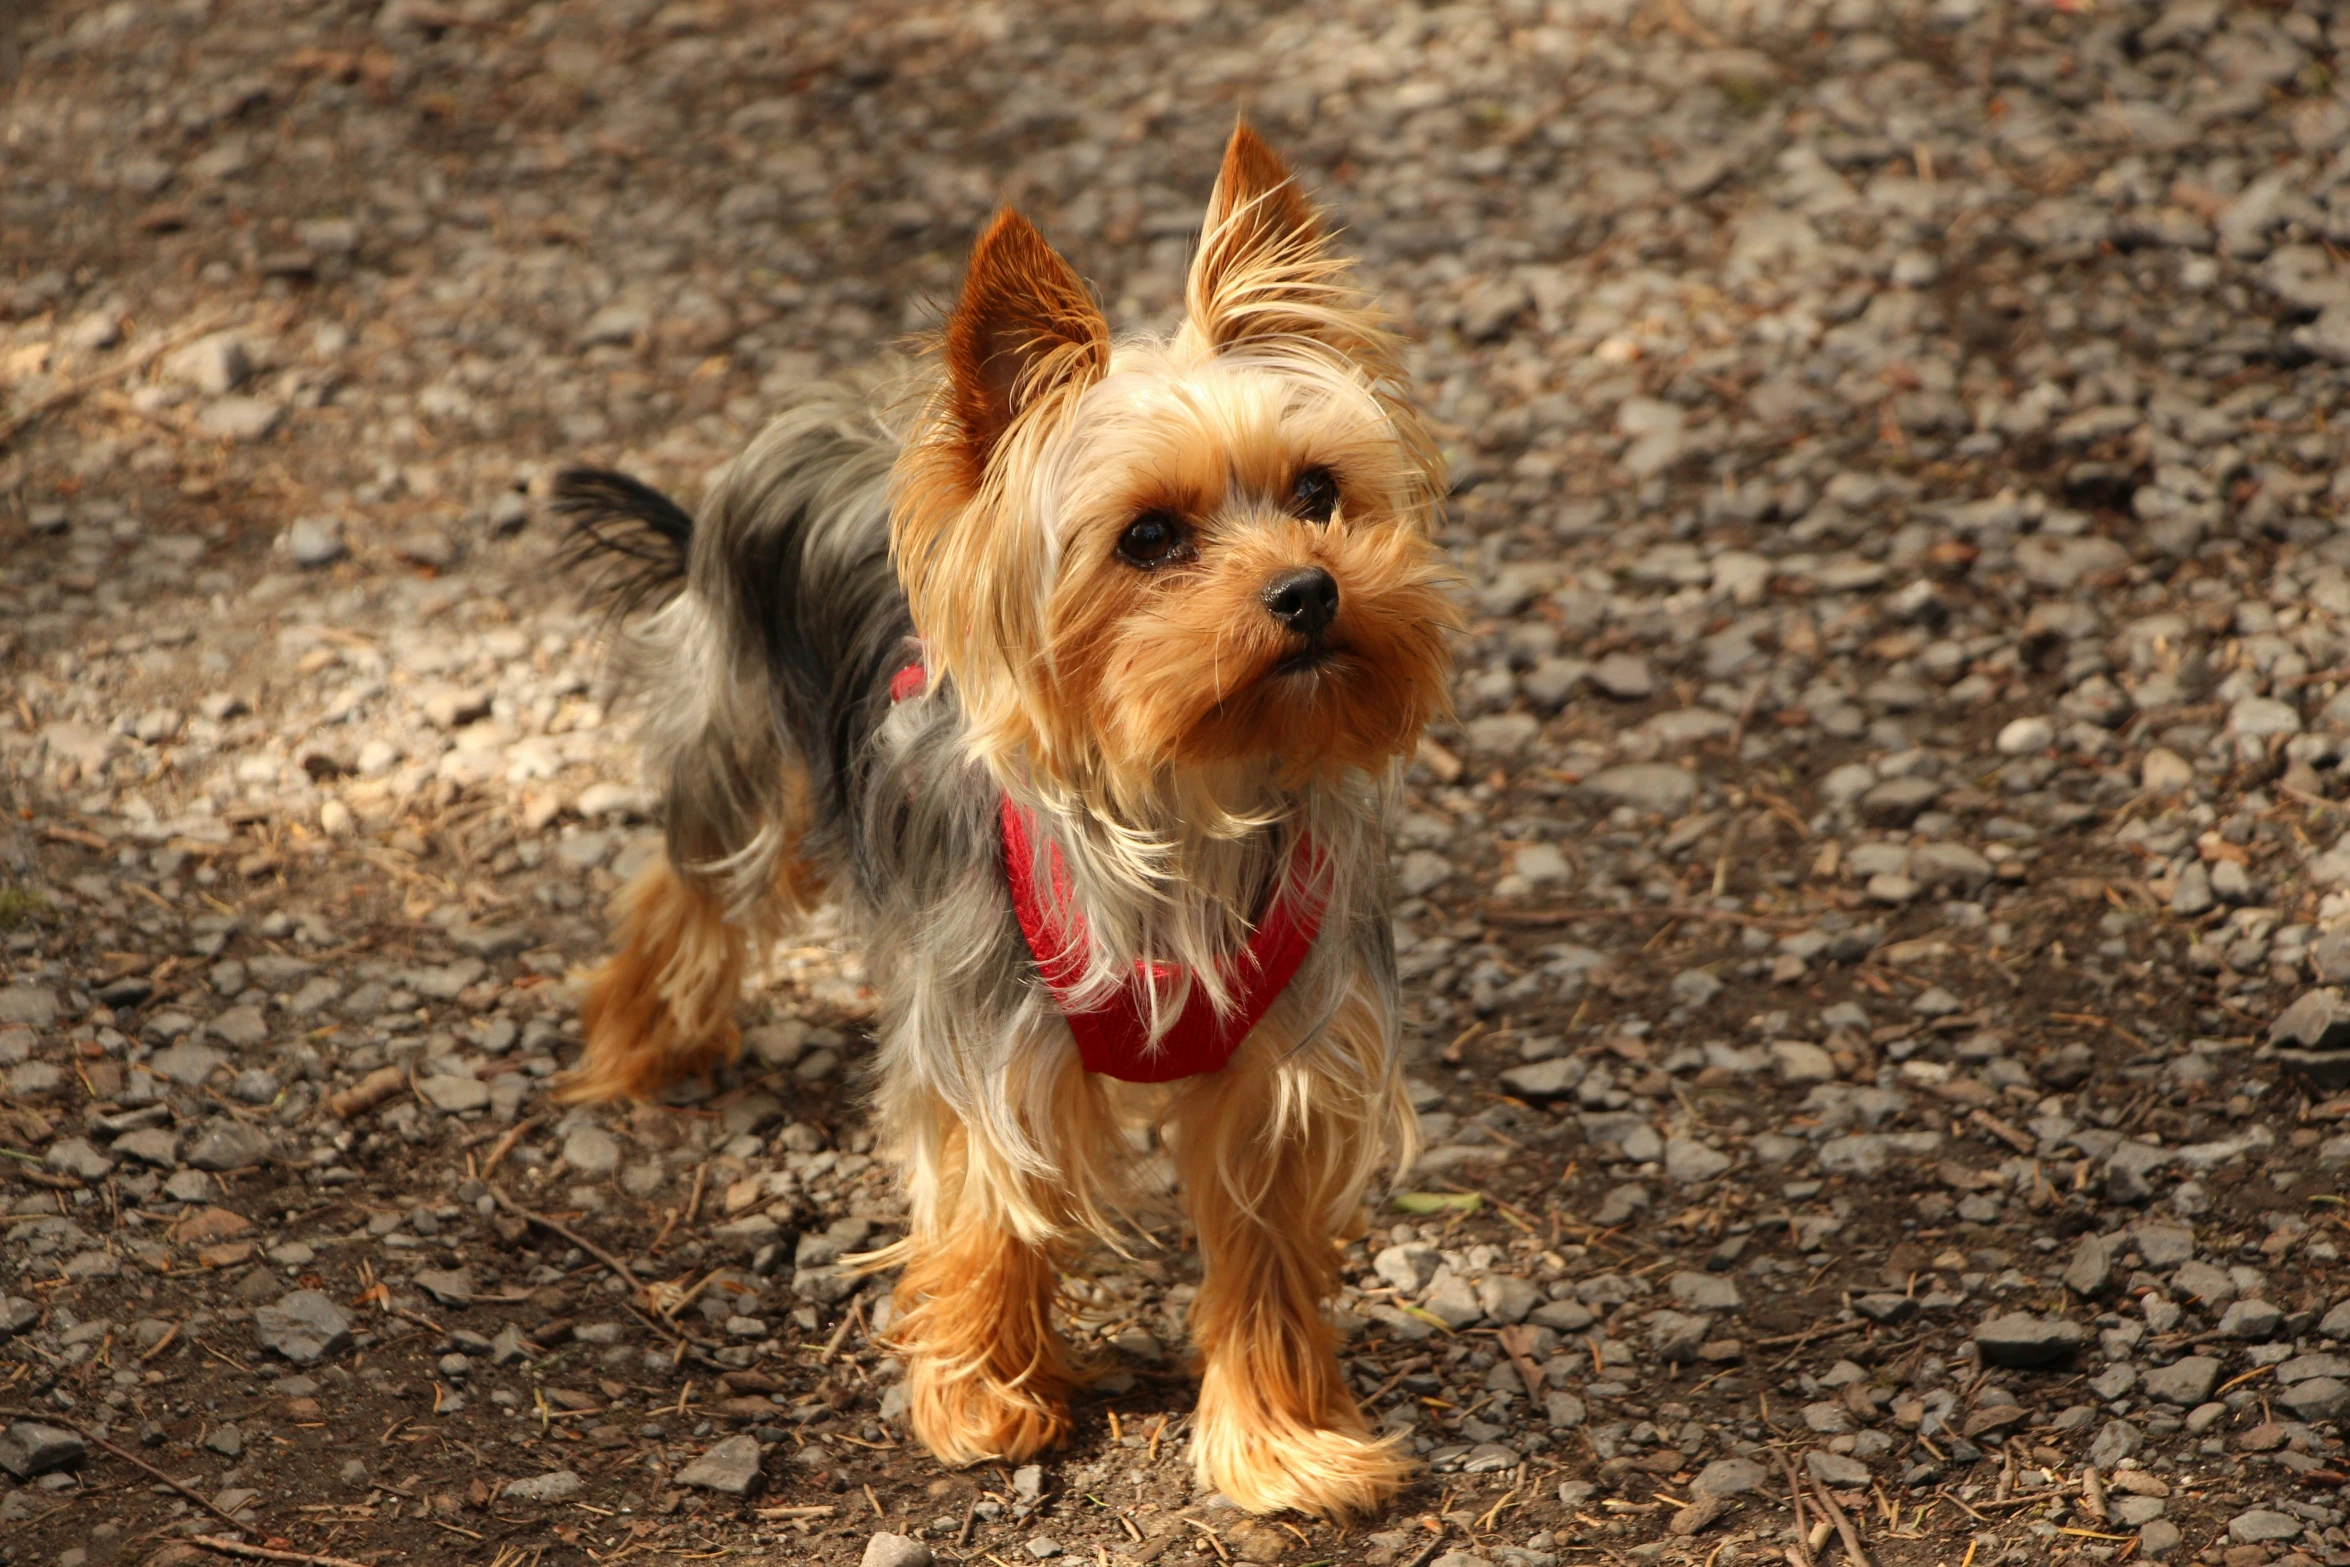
[1261,566,1339,638]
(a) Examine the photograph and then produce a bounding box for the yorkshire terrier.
[552,126,1460,1519]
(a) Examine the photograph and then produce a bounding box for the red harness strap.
[891,659,1323,1082]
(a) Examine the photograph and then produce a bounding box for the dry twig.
[187,1540,384,1567]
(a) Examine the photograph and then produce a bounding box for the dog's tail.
[553,466,695,618]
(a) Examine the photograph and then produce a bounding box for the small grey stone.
[150,1041,228,1085]
[0,987,59,1027]
[1663,1135,1731,1184]
[1909,843,1992,893]
[1498,1057,1587,1098]
[2215,1298,2281,1340]
[2270,988,2350,1051]
[2141,1356,2222,1407]
[2089,1365,2137,1401]
[286,517,346,567]
[1771,1040,1837,1084]
[186,1121,270,1171]
[2087,1419,2142,1468]
[1691,1456,1767,1497]
[227,1068,280,1104]
[1910,985,1962,1017]
[1463,713,1539,756]
[1857,777,1941,828]
[563,1126,621,1175]
[414,1269,475,1307]
[1545,1391,1586,1428]
[166,332,248,395]
[1589,654,1653,700]
[1422,1271,1485,1328]
[491,1322,533,1366]
[1973,1313,2084,1368]
[2113,1496,2166,1527]
[1650,1310,1715,1364]
[8,1061,62,1096]
[1995,716,2054,754]
[254,1290,353,1363]
[393,527,459,568]
[0,1422,85,1479]
[2105,1141,2170,1204]
[1475,1274,1541,1325]
[2139,1520,2182,1558]
[2228,1511,2301,1545]
[208,1005,268,1047]
[1374,1243,1441,1293]
[2172,1259,2236,1308]
[196,396,281,442]
[1668,968,1722,1008]
[1669,1271,1742,1313]
[675,1433,762,1496]
[2064,1234,2114,1297]
[1806,1451,1870,1488]
[862,1535,935,1567]
[67,310,121,351]
[579,304,647,347]
[2131,1223,2195,1268]
[793,1266,859,1305]
[203,1423,243,1458]
[44,1138,114,1180]
[1582,763,1696,815]
[286,977,342,1016]
[1530,1299,1595,1332]
[503,1470,583,1504]
[2279,1377,2349,1421]
[421,685,492,729]
[1591,1181,1650,1225]
[1022,1541,1062,1561]
[1854,1293,1919,1325]
[114,1127,179,1168]
[2276,1352,2350,1385]
[417,1074,491,1114]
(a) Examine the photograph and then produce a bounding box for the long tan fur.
[563,855,749,1104]
[1169,988,1416,1518]
[561,124,1456,1520]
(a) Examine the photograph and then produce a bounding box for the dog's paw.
[1190,1370,1411,1519]
[904,1359,1071,1466]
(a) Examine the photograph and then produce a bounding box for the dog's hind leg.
[561,854,750,1104]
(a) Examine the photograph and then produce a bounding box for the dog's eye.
[1291,466,1339,523]
[1116,511,1186,568]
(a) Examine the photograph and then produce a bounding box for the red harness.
[890,660,1323,1082]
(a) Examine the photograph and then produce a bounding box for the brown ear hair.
[1186,124,1346,351]
[943,209,1109,482]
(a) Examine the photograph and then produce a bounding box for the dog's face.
[894,127,1460,797]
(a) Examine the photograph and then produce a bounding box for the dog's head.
[894,125,1459,801]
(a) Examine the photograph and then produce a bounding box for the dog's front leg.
[1170,1043,1411,1519]
[884,1106,1077,1466]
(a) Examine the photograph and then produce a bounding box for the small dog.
[553,126,1459,1518]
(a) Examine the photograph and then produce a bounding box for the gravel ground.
[6,2,2350,1567]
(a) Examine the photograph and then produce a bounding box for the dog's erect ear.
[943,209,1109,479]
[1186,124,1339,350]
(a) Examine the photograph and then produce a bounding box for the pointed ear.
[943,209,1109,479]
[1204,122,1320,255]
[1186,124,1338,349]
